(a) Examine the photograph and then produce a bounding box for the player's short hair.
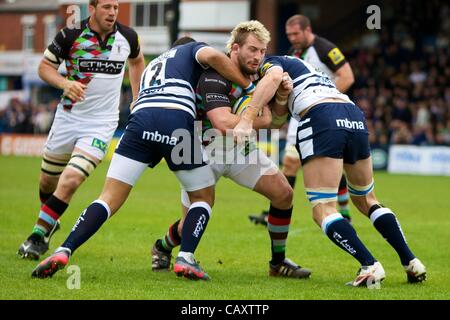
[286,14,311,30]
[171,36,196,48]
[89,0,98,7]
[226,20,271,53]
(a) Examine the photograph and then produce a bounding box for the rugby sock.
[31,195,68,239]
[285,175,297,189]
[322,213,376,266]
[268,205,292,265]
[61,200,110,254]
[39,190,53,205]
[338,176,351,219]
[160,219,182,252]
[369,205,415,265]
[180,202,211,253]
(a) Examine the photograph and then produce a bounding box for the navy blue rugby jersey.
[132,41,210,118]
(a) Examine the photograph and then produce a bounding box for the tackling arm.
[208,106,272,134]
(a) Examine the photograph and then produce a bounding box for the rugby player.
[151,21,311,280]
[233,54,427,287]
[18,0,145,260]
[249,14,355,226]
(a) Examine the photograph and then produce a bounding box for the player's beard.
[237,56,259,76]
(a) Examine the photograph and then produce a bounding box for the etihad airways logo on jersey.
[336,118,365,130]
[78,59,124,74]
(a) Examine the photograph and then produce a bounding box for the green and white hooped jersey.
[44,18,140,122]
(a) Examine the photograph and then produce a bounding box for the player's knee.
[58,171,85,195]
[262,176,293,208]
[282,152,301,176]
[39,173,59,193]
[283,145,300,163]
[311,203,337,226]
[187,187,215,207]
[277,183,293,207]
[348,180,376,214]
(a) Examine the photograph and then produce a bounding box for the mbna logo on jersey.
[78,58,124,74]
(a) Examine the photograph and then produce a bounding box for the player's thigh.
[228,149,278,190]
[344,156,374,187]
[302,156,343,189]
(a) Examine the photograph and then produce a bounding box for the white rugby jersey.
[44,18,140,122]
[259,55,352,120]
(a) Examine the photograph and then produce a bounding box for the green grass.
[1,156,449,300]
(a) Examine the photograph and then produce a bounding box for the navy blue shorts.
[115,108,206,171]
[295,102,371,165]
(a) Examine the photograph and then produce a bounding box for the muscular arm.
[38,59,67,90]
[38,59,86,102]
[244,67,284,121]
[207,106,271,134]
[127,51,145,101]
[334,62,354,93]
[196,47,252,91]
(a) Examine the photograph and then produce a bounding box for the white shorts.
[181,148,278,207]
[107,153,216,191]
[284,117,300,159]
[44,111,117,160]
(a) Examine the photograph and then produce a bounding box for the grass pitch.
[0,156,449,300]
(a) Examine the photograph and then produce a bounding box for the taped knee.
[348,180,374,196]
[41,154,70,177]
[305,188,338,207]
[67,153,97,178]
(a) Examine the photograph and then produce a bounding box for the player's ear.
[231,43,240,53]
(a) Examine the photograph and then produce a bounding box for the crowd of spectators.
[347,0,449,147]
[0,89,132,135]
[0,98,58,134]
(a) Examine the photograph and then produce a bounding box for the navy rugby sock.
[180,202,211,254]
[61,200,110,254]
[322,213,376,266]
[369,205,415,265]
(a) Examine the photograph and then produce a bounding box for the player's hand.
[233,117,254,144]
[277,72,293,97]
[62,79,86,102]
